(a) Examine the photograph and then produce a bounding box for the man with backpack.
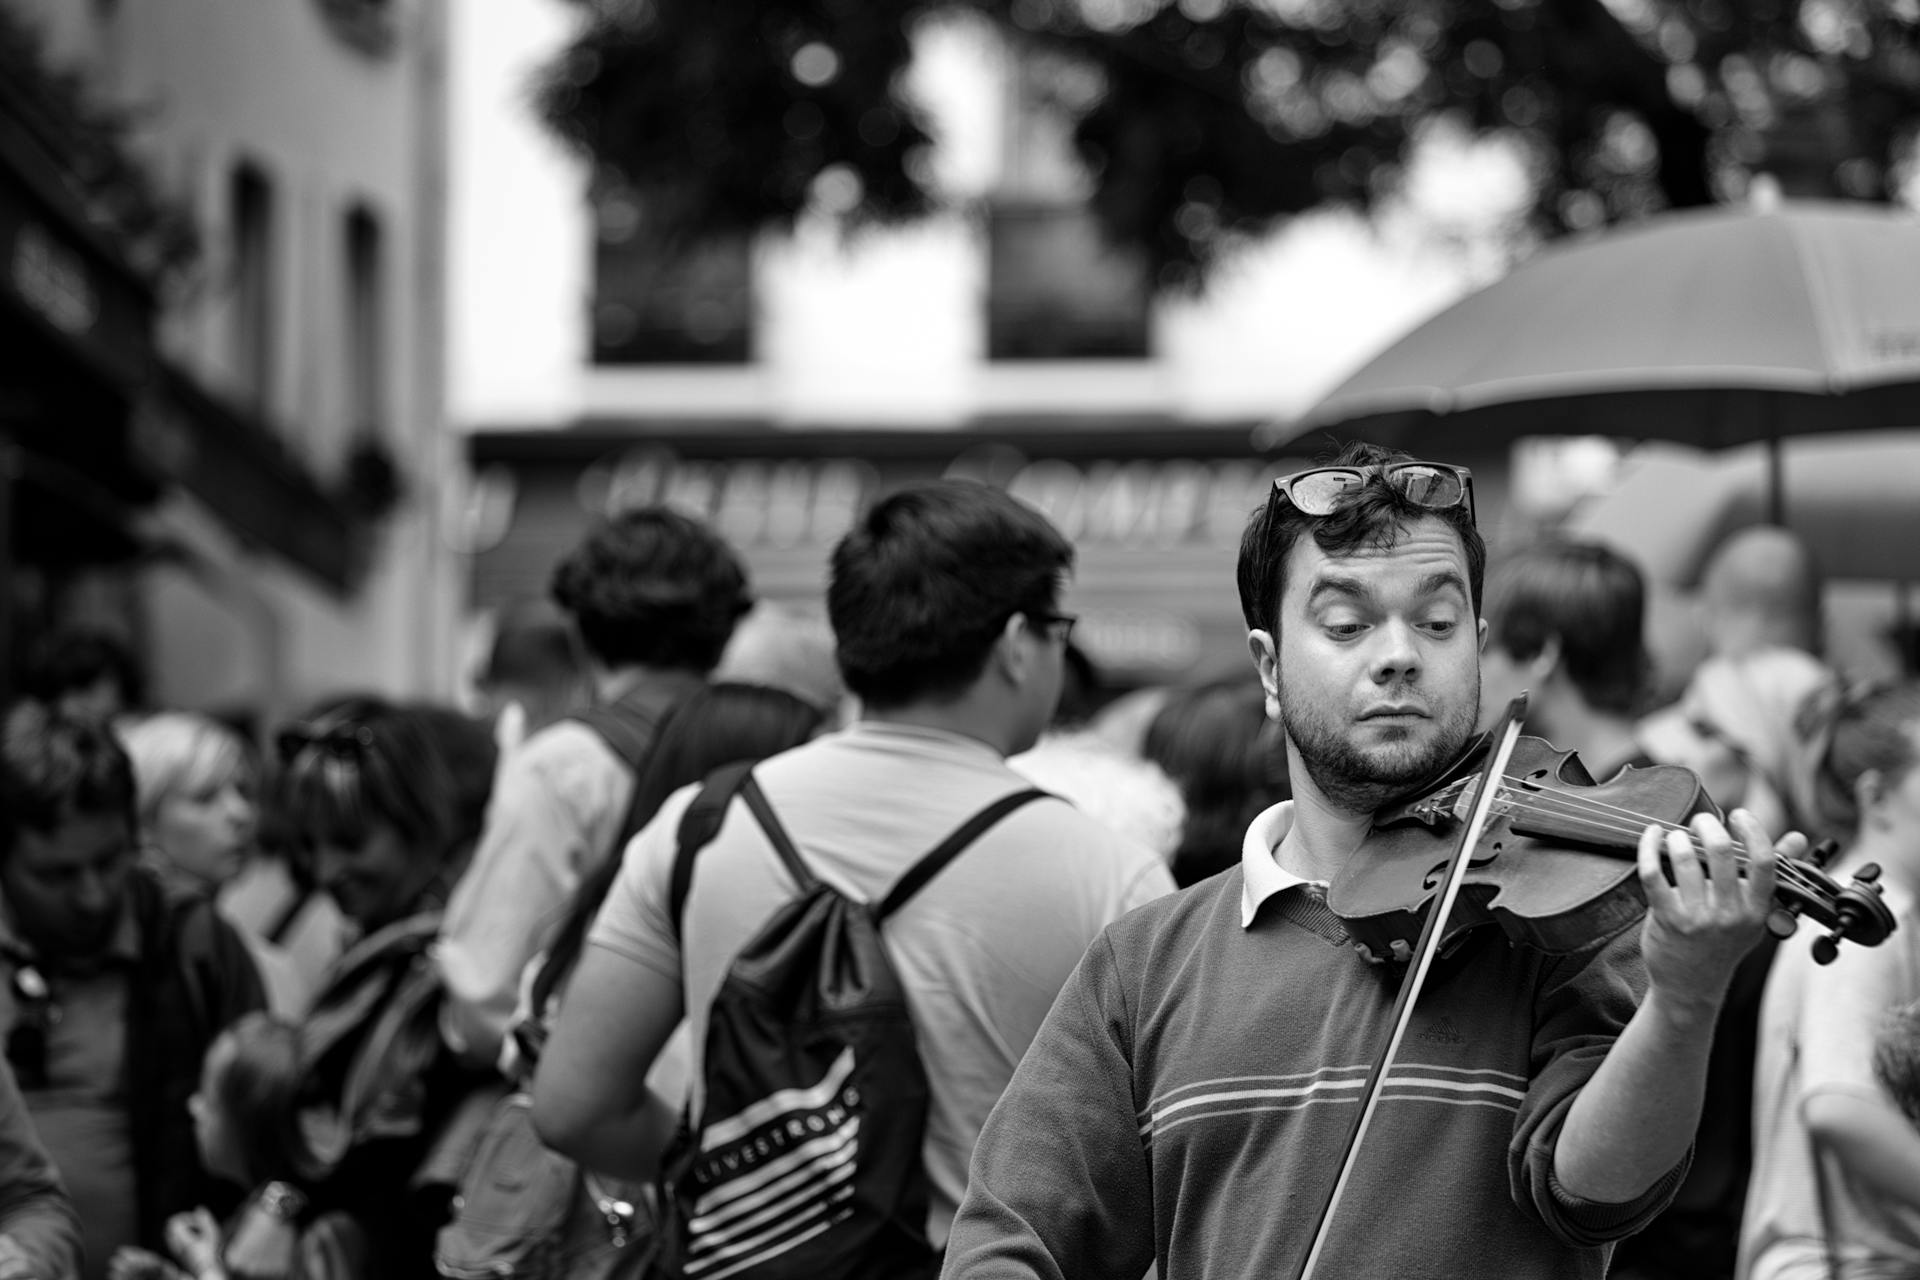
[436,506,754,1071]
[531,480,1175,1279]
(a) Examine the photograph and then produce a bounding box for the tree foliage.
[536,0,1920,284]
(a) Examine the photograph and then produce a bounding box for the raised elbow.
[528,1077,593,1163]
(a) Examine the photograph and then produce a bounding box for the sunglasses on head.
[1272,461,1476,526]
[275,721,377,765]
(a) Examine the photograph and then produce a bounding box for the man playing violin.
[941,440,1795,1280]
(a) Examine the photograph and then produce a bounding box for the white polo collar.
[1239,800,1325,928]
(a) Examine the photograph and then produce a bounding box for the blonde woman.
[119,713,348,1017]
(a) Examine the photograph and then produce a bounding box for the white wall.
[10,0,460,709]
[446,0,589,426]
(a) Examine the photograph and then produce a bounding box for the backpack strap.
[876,789,1052,921]
[572,689,679,773]
[667,761,760,943]
[575,683,697,862]
[737,774,819,893]
[671,779,1052,936]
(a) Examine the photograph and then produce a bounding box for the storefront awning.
[0,119,154,394]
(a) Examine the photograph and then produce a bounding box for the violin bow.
[1297,694,1531,1280]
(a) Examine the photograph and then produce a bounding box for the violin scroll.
[1765,842,1896,965]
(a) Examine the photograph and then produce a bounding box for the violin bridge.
[1409,778,1475,826]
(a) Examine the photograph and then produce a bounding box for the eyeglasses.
[275,721,376,765]
[1029,612,1077,645]
[1272,462,1476,526]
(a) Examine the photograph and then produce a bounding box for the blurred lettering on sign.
[577,445,1271,550]
[1077,610,1203,671]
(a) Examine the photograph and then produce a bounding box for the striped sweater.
[943,868,1686,1280]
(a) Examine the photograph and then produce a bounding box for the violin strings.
[1472,778,1829,897]
[1488,787,1821,894]
[1480,778,1790,870]
[1442,771,1823,894]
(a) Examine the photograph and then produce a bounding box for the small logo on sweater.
[1419,1016,1467,1047]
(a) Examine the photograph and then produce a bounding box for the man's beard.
[1278,680,1479,815]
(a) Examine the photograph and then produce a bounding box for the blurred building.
[449,4,1513,691]
[0,0,457,722]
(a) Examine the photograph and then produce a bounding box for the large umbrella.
[1278,200,1920,515]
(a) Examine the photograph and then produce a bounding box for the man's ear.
[1477,618,1489,652]
[1531,634,1564,681]
[1248,630,1281,722]
[1856,767,1888,825]
[992,612,1034,687]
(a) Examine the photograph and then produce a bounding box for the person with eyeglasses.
[943,440,1792,1280]
[532,479,1174,1272]
[0,702,265,1280]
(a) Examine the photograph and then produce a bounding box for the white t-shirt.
[1740,876,1920,1280]
[589,720,1175,1245]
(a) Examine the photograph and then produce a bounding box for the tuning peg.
[1856,862,1883,885]
[1812,933,1841,965]
[1766,908,1800,940]
[1808,838,1840,869]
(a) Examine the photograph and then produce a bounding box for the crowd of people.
[0,443,1913,1279]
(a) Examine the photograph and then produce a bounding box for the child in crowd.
[108,1015,365,1280]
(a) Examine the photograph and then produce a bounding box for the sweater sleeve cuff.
[1543,1150,1691,1245]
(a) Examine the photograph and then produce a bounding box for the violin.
[1329,726,1898,965]
[1295,697,1895,1280]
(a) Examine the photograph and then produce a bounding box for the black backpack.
[650,764,1048,1280]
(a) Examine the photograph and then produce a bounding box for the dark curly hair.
[0,701,137,860]
[550,507,753,673]
[1236,440,1486,638]
[829,481,1074,708]
[1143,678,1290,887]
[1484,540,1651,715]
[24,626,144,716]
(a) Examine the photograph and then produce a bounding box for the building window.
[344,204,385,433]
[986,203,1150,360]
[229,162,275,412]
[589,183,752,365]
[986,42,1149,361]
[314,0,396,57]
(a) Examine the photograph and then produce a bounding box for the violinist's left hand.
[1636,809,1793,1013]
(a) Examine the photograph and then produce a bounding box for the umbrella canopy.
[1566,434,1920,586]
[1282,200,1920,455]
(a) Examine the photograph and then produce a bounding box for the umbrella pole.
[1766,420,1787,525]
[1901,582,1916,676]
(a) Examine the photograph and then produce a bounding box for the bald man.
[1698,525,1824,658]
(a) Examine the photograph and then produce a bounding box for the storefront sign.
[574,444,1272,551]
[471,423,1277,683]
